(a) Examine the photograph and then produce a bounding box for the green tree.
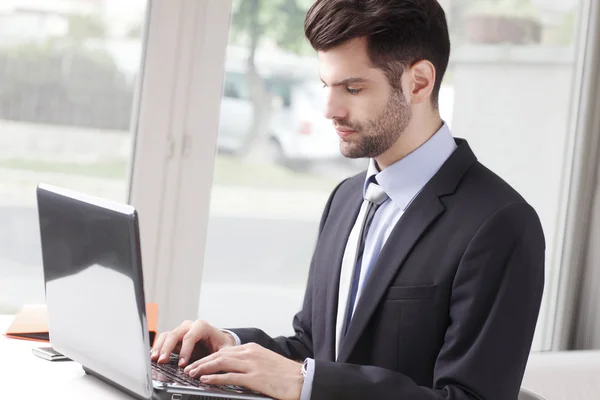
[229,0,313,159]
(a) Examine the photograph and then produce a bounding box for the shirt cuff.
[220,329,242,346]
[300,358,315,400]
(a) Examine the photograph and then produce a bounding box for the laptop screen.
[36,184,153,399]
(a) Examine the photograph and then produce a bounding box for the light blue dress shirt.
[228,123,457,400]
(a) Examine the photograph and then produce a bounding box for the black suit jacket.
[231,139,545,400]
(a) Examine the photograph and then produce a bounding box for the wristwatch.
[301,358,309,380]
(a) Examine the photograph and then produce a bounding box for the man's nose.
[323,92,347,120]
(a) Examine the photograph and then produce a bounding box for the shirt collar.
[363,123,457,210]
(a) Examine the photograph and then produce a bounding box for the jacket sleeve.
[310,202,545,400]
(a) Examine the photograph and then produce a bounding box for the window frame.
[129,0,232,331]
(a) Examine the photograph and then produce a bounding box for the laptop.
[36,183,271,400]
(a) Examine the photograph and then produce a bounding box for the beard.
[336,91,412,159]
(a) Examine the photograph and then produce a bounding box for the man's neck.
[375,117,443,170]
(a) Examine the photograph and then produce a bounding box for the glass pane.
[0,1,148,313]
[201,0,584,350]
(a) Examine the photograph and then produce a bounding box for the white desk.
[0,315,131,399]
[2,314,600,400]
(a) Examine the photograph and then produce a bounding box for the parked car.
[217,68,341,168]
[217,68,254,154]
[268,80,340,167]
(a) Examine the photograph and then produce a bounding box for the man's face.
[318,38,412,159]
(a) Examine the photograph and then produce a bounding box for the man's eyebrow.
[320,77,369,87]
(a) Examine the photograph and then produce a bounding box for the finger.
[151,332,168,361]
[189,356,249,378]
[184,350,222,373]
[184,343,255,373]
[178,320,210,367]
[186,342,259,370]
[207,345,242,356]
[200,373,251,388]
[184,343,249,372]
[158,321,192,363]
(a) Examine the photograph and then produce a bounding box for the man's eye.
[347,88,361,95]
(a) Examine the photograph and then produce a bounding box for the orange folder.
[4,303,158,345]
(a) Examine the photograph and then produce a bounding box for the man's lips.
[335,127,356,138]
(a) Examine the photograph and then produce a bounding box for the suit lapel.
[337,197,444,362]
[336,139,477,362]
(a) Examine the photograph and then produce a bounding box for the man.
[152,1,545,399]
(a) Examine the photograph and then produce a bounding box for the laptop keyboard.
[151,354,254,394]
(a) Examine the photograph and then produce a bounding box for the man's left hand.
[184,342,304,400]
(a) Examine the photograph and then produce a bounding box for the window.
[446,0,585,351]
[0,1,148,314]
[195,0,590,352]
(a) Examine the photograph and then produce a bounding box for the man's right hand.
[151,320,237,367]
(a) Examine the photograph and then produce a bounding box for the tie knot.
[365,182,388,205]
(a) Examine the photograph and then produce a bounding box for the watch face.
[302,359,309,377]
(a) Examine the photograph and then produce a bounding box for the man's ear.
[407,60,436,105]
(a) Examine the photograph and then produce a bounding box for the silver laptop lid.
[37,183,153,399]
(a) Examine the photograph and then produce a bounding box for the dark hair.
[304,0,450,108]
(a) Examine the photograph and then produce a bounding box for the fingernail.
[200,376,208,382]
[159,353,166,361]
[178,358,185,366]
